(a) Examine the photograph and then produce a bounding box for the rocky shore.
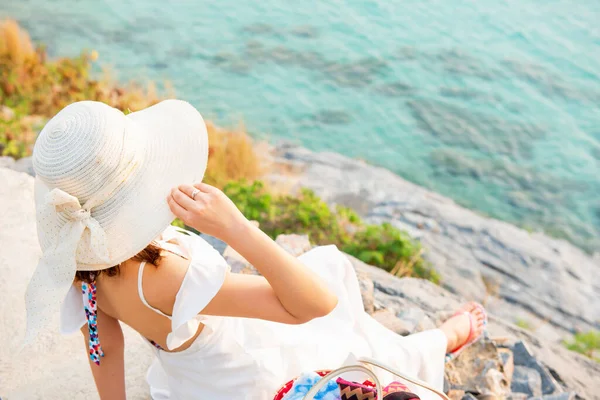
[1,146,598,399]
[266,143,600,343]
[228,232,599,400]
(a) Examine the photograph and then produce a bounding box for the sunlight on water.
[2,0,599,251]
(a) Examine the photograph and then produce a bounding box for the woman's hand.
[167,183,249,242]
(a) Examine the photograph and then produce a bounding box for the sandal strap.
[446,303,489,362]
[448,311,474,355]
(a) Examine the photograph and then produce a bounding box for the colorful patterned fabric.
[149,339,163,350]
[280,371,341,400]
[81,280,164,366]
[274,372,420,400]
[337,378,420,400]
[274,371,331,400]
[380,381,419,400]
[81,281,104,365]
[337,378,376,400]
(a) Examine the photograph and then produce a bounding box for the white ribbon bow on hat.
[23,188,111,346]
[23,136,142,347]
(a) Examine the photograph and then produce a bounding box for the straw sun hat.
[24,99,208,345]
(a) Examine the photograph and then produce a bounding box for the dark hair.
[75,241,163,284]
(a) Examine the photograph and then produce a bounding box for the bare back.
[92,247,203,352]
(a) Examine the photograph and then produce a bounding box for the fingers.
[193,182,218,194]
[179,183,212,203]
[167,194,189,220]
[170,187,197,210]
[178,184,200,199]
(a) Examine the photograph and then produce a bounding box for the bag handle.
[358,357,450,400]
[303,365,383,400]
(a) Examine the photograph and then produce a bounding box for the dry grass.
[481,274,500,307]
[0,20,35,64]
[1,19,438,284]
[0,19,265,186]
[204,120,264,188]
[0,20,165,157]
[0,18,161,117]
[389,248,424,277]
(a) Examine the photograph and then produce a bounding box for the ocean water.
[3,0,600,252]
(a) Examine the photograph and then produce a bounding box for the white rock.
[0,156,16,169]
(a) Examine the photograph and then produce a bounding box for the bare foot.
[440,302,486,353]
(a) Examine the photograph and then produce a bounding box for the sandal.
[445,303,487,363]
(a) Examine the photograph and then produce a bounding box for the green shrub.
[223,180,440,283]
[563,331,600,362]
[515,318,531,330]
[0,117,32,158]
[171,218,186,229]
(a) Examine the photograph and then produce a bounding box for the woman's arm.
[223,221,338,321]
[80,308,126,400]
[167,183,338,324]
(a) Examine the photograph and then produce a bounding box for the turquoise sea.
[2,0,600,252]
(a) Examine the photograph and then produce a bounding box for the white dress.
[62,226,447,400]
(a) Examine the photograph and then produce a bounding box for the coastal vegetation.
[563,331,600,363]
[4,19,598,363]
[0,19,160,158]
[222,180,439,282]
[0,19,436,283]
[515,318,531,330]
[2,17,599,368]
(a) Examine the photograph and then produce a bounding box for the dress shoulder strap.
[137,261,171,319]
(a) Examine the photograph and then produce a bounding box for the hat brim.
[34,99,208,270]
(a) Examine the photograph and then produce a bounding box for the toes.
[471,304,486,317]
[475,313,485,324]
[461,302,485,316]
[462,302,487,328]
[473,317,484,330]
[460,302,478,313]
[453,303,487,327]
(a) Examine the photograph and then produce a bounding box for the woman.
[25,100,485,400]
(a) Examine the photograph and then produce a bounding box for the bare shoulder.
[138,251,191,316]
